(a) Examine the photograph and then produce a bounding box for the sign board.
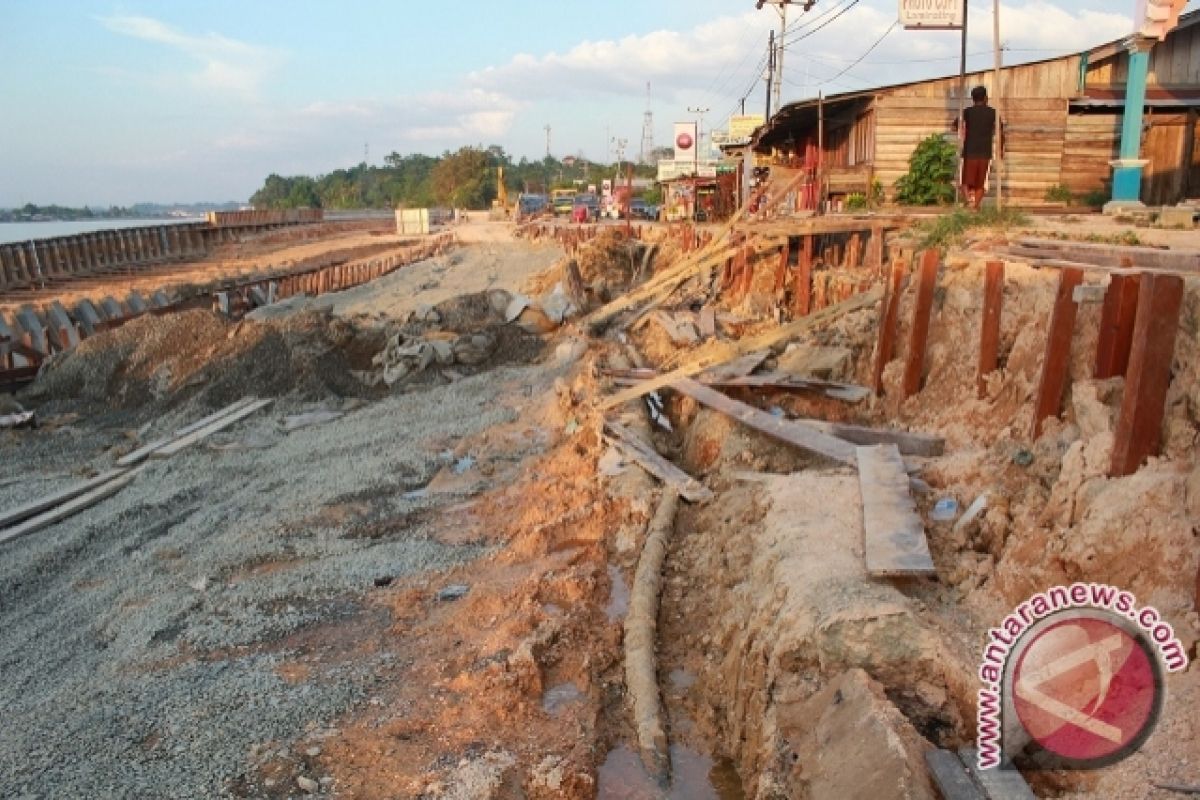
[899,0,964,29]
[729,114,765,140]
[673,121,698,162]
[395,208,430,235]
[657,159,720,181]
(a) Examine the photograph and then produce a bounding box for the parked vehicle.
[518,194,548,216]
[551,189,575,215]
[573,194,600,221]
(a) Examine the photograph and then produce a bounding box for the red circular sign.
[676,132,694,150]
[1012,614,1160,764]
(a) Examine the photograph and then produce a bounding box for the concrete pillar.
[102,232,118,266]
[117,231,133,264]
[159,226,170,257]
[167,226,181,258]
[88,234,102,269]
[67,238,84,273]
[1106,37,1155,213]
[15,246,32,283]
[0,246,14,287]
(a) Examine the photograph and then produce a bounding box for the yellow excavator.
[490,166,513,220]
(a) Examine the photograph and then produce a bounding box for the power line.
[812,20,897,87]
[781,0,860,48]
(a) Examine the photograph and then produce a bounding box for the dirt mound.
[23,309,389,414]
[576,230,644,302]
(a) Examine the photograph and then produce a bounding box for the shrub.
[1045,185,1075,203]
[845,193,869,211]
[916,207,1030,249]
[895,135,958,206]
[1080,188,1109,208]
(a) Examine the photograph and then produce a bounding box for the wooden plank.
[1094,273,1140,379]
[602,420,713,503]
[873,258,906,395]
[0,469,140,545]
[925,749,987,800]
[977,261,1005,397]
[671,378,857,466]
[1031,268,1083,439]
[1008,238,1200,273]
[793,235,813,316]
[957,748,1037,800]
[698,306,716,338]
[858,444,934,577]
[902,250,940,398]
[1110,273,1184,477]
[152,398,273,458]
[116,397,259,466]
[599,287,884,411]
[805,419,944,457]
[0,468,129,530]
[607,368,870,403]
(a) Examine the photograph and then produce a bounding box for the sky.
[1,0,1191,206]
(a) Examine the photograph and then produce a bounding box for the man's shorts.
[963,157,991,191]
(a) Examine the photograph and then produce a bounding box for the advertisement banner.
[729,114,765,141]
[899,0,964,29]
[673,121,698,162]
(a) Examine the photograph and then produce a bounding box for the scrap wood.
[602,420,712,503]
[152,398,274,459]
[0,469,141,546]
[648,311,699,345]
[624,489,679,786]
[1005,237,1199,273]
[585,171,812,329]
[0,411,37,430]
[803,419,944,457]
[1155,783,1200,796]
[605,366,869,404]
[671,378,857,466]
[117,397,260,466]
[956,748,1036,800]
[858,444,935,577]
[598,286,884,411]
[925,749,986,800]
[0,467,130,530]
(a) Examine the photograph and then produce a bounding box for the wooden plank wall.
[1143,112,1196,205]
[1061,113,1121,195]
[1086,22,1200,87]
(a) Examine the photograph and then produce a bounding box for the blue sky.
[1,0,1189,205]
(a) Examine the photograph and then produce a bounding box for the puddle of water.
[597,745,745,800]
[668,668,696,691]
[540,682,583,715]
[606,565,630,622]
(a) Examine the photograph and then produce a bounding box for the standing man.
[961,86,998,211]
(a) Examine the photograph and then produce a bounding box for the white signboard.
[899,0,964,29]
[656,159,720,181]
[673,122,698,162]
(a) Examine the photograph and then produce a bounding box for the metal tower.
[639,83,655,164]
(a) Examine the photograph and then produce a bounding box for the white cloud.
[98,14,284,100]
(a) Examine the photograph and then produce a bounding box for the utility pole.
[544,124,552,159]
[640,82,655,164]
[957,0,969,205]
[992,0,1003,210]
[688,106,710,164]
[757,1,810,116]
[765,29,776,119]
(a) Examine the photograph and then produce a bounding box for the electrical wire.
[812,20,897,86]
[781,0,860,48]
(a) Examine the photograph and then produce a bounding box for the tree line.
[249,146,660,211]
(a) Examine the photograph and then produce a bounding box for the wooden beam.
[602,420,713,503]
[0,469,140,545]
[1031,268,1083,439]
[858,444,935,577]
[925,750,986,800]
[773,242,790,294]
[805,419,944,457]
[117,397,259,466]
[606,368,870,403]
[1094,273,1140,379]
[902,250,940,398]
[0,468,129,530]
[671,378,858,466]
[152,398,274,458]
[872,258,906,395]
[793,235,813,317]
[1110,273,1184,477]
[1009,238,1200,273]
[598,287,883,411]
[977,260,1005,397]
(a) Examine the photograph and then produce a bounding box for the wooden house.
[752,11,1200,207]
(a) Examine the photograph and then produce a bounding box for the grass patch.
[915,207,1030,249]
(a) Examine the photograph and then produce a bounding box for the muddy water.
[597,745,744,800]
[606,564,630,622]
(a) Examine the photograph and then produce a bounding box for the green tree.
[430,146,494,209]
[894,135,958,206]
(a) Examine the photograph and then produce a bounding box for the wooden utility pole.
[765,30,776,119]
[993,0,1004,209]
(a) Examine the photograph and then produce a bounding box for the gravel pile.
[0,364,538,797]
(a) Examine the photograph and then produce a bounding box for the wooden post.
[902,250,940,398]
[773,242,790,294]
[872,259,906,395]
[977,260,1005,397]
[792,235,813,316]
[1109,273,1183,477]
[1030,268,1083,439]
[867,223,884,275]
[1094,273,1141,379]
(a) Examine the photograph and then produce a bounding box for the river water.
[0,218,200,246]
